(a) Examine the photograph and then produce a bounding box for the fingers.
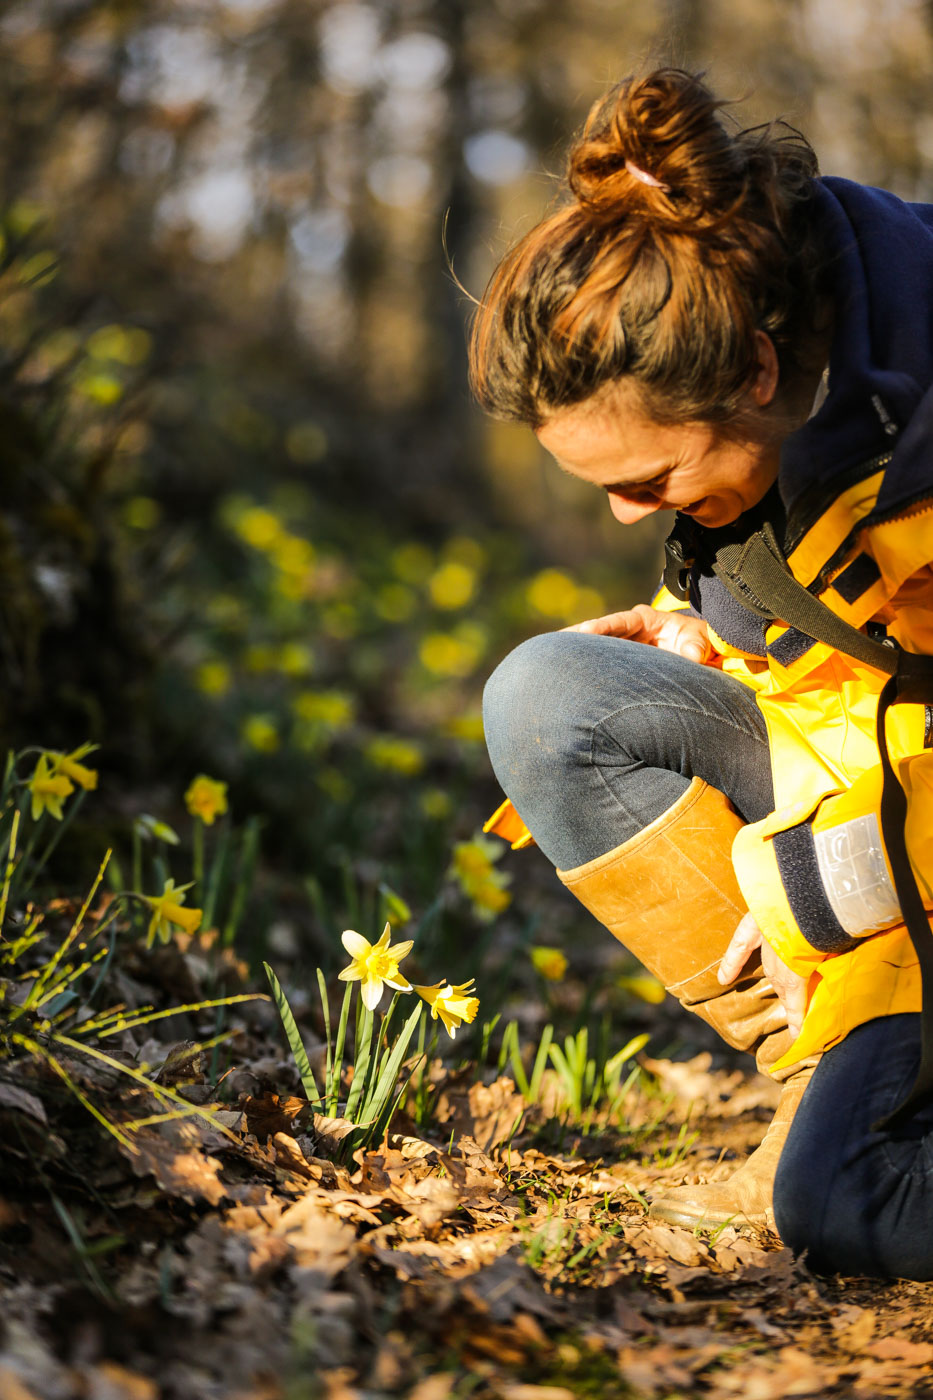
[721,915,809,1038]
[760,941,808,1039]
[562,610,645,638]
[654,611,711,663]
[717,911,763,985]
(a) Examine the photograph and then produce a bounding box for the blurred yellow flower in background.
[27,753,74,821]
[467,881,511,917]
[184,775,229,826]
[293,689,355,730]
[234,506,286,551]
[429,560,476,610]
[450,836,511,921]
[526,569,606,625]
[339,921,414,1011]
[375,583,416,622]
[444,715,485,743]
[143,878,202,946]
[87,323,151,365]
[414,980,480,1038]
[392,541,433,584]
[420,788,452,820]
[195,661,232,697]
[242,716,280,753]
[530,946,568,982]
[278,641,314,677]
[617,973,667,1005]
[419,622,487,678]
[364,735,424,776]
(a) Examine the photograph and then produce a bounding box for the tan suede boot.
[557,776,814,1230]
[647,1063,814,1229]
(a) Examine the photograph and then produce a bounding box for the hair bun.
[569,69,747,228]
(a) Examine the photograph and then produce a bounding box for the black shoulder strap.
[664,513,933,1132]
[664,515,897,674]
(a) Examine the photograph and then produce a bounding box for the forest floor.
[3,926,933,1400]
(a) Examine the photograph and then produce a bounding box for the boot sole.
[648,1199,767,1230]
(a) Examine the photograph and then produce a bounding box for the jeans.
[483,631,933,1279]
[482,630,773,869]
[775,1014,933,1278]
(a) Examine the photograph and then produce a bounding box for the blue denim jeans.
[775,1014,933,1278]
[482,630,773,869]
[483,631,933,1278]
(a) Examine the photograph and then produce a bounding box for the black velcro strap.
[833,553,882,604]
[772,822,859,954]
[767,628,816,667]
[873,659,933,1132]
[713,534,898,676]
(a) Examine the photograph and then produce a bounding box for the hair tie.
[624,159,670,192]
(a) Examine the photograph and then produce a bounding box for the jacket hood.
[780,176,933,539]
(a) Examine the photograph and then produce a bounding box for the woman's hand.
[563,602,711,663]
[718,912,808,1039]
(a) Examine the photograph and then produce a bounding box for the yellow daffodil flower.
[530,946,568,982]
[414,980,480,1039]
[48,742,99,791]
[27,753,75,821]
[184,774,229,826]
[142,878,203,947]
[450,837,511,921]
[339,921,413,1011]
[617,973,667,1005]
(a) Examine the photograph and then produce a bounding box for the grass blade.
[344,1004,373,1122]
[264,963,321,1104]
[528,1023,554,1103]
[329,982,353,1115]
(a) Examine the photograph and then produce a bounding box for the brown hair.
[469,69,824,429]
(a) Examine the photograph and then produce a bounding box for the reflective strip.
[813,812,901,936]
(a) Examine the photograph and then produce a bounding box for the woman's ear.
[751,330,780,407]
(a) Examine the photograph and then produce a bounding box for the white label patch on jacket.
[814,812,901,935]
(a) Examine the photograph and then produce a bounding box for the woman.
[474,68,933,1279]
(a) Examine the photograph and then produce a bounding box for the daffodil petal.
[385,975,413,993]
[388,940,414,961]
[373,922,392,949]
[361,978,384,1011]
[341,930,371,958]
[338,966,362,982]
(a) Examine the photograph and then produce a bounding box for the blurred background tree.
[2,0,932,911]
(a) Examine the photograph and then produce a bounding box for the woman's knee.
[482,631,584,780]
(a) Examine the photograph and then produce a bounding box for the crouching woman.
[474,68,933,1279]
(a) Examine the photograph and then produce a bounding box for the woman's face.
[534,334,784,530]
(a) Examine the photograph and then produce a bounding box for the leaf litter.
[3,939,933,1400]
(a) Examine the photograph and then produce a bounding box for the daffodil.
[184,774,229,826]
[450,836,511,921]
[27,753,74,821]
[48,742,99,791]
[414,979,480,1039]
[338,921,413,1011]
[142,878,202,947]
[530,946,568,982]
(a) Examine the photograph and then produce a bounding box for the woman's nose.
[607,490,661,525]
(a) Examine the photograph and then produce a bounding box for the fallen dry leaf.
[124,1120,226,1206]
